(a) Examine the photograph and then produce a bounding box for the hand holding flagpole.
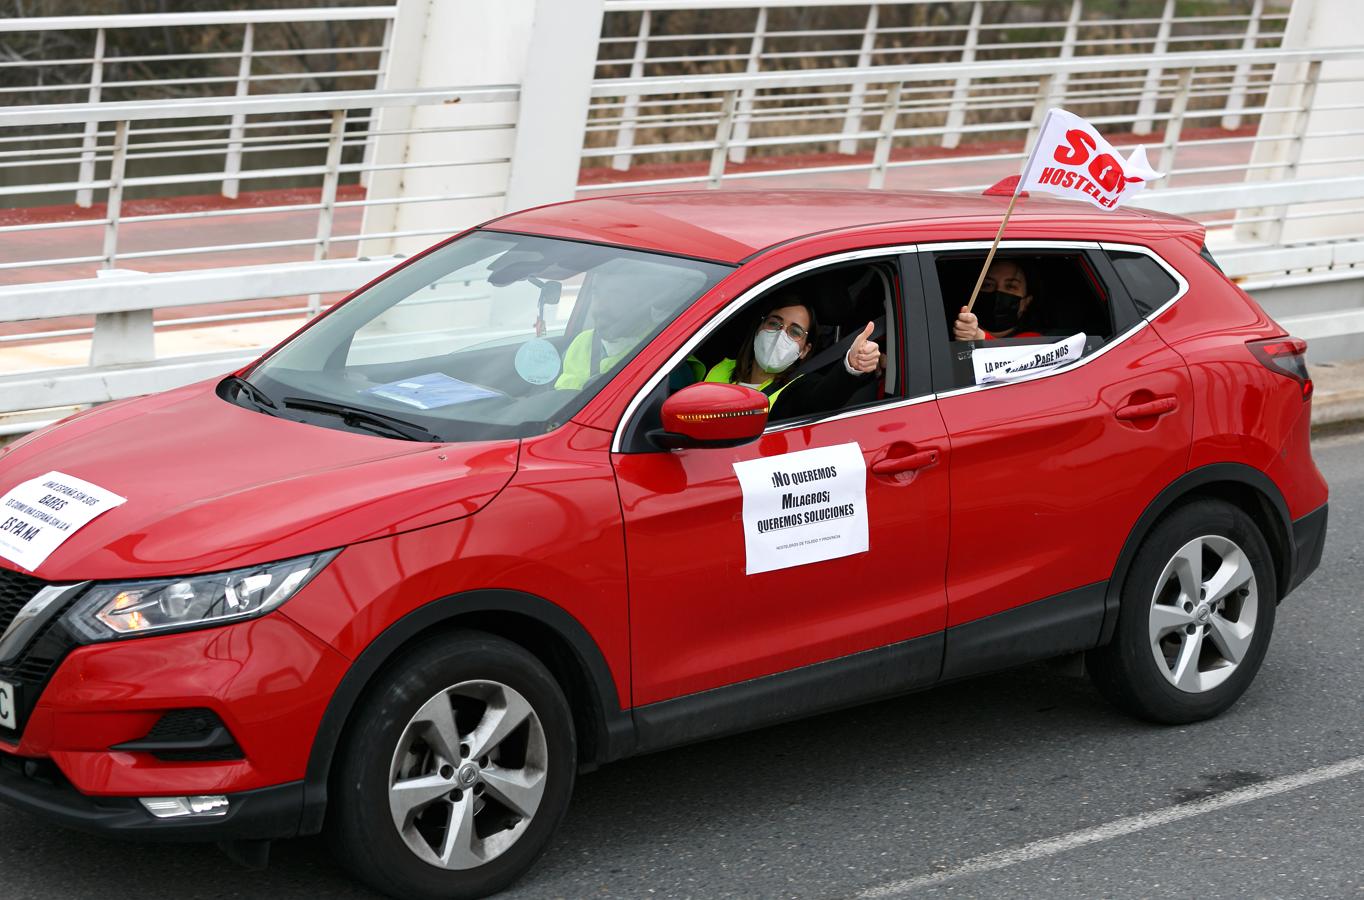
[964,188,1024,313]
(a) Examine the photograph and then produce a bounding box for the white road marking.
[856,754,1364,898]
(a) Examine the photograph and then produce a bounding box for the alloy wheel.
[1148,534,1259,694]
[387,679,549,870]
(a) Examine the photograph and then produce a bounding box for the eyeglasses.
[760,316,808,342]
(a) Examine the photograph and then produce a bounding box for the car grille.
[0,567,46,632]
[0,566,83,741]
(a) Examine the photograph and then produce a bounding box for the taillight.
[1248,336,1313,399]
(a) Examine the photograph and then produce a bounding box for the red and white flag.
[1018,108,1164,209]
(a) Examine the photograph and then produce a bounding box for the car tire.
[1088,498,1277,725]
[327,630,576,900]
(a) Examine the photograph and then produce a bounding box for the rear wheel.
[328,631,575,900]
[1088,498,1276,724]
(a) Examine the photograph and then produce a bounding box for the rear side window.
[931,250,1117,391]
[1106,249,1179,316]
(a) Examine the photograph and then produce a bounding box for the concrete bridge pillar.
[1238,0,1364,244]
[360,0,604,256]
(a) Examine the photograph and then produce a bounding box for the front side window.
[241,232,731,441]
[618,256,910,451]
[929,249,1122,391]
[688,258,902,425]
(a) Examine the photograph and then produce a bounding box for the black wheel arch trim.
[1101,462,1295,644]
[298,588,633,836]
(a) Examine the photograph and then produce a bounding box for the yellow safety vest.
[703,358,801,408]
[554,329,636,391]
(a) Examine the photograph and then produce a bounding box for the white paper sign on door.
[0,471,126,573]
[733,442,868,575]
[972,332,1087,385]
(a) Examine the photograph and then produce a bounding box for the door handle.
[1115,396,1178,421]
[871,448,940,475]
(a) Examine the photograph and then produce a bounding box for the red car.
[0,189,1328,899]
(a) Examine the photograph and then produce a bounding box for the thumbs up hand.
[847,321,881,374]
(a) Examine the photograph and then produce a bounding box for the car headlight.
[64,550,339,642]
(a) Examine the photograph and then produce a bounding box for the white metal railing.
[0,256,398,427]
[0,6,397,204]
[595,0,1284,167]
[0,83,517,404]
[0,86,514,282]
[5,3,1364,435]
[579,45,1364,261]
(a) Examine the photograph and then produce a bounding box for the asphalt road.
[2,428,1362,900]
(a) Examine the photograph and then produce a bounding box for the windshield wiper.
[223,375,278,413]
[281,397,443,443]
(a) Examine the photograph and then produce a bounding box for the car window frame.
[1097,241,1190,321]
[613,244,934,454]
[917,239,1173,398]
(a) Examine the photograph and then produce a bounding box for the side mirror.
[652,382,769,450]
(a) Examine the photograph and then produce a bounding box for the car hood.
[0,381,519,581]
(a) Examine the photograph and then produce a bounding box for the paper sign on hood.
[0,471,126,573]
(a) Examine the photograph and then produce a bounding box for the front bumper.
[0,609,348,830]
[0,752,305,840]
[1287,502,1328,595]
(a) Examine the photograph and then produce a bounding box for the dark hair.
[730,296,819,386]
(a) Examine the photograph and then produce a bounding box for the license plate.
[0,680,15,730]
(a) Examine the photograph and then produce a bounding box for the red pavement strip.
[1,126,1253,345]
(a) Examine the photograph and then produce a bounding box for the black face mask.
[976,290,1024,333]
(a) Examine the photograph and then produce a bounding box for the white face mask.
[753,328,802,374]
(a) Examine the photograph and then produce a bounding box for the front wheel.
[328,631,576,900]
[1088,498,1277,724]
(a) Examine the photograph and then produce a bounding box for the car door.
[610,250,949,732]
[919,241,1195,678]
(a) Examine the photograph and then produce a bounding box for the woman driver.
[704,297,881,419]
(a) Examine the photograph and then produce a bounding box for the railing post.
[310,109,348,316]
[612,9,652,171]
[1154,67,1194,187]
[1266,58,1322,244]
[1222,0,1265,129]
[1048,0,1083,108]
[1027,74,1054,149]
[360,16,394,190]
[869,82,902,190]
[942,1,983,150]
[76,28,105,209]
[708,90,738,188]
[101,120,128,270]
[837,4,879,156]
[91,120,152,369]
[1133,0,1175,135]
[729,7,767,165]
[222,22,254,199]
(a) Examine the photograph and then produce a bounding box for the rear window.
[1106,250,1180,316]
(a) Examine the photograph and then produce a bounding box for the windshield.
[242,231,730,442]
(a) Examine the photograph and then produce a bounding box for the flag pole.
[964,189,1022,313]
[965,109,1052,314]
